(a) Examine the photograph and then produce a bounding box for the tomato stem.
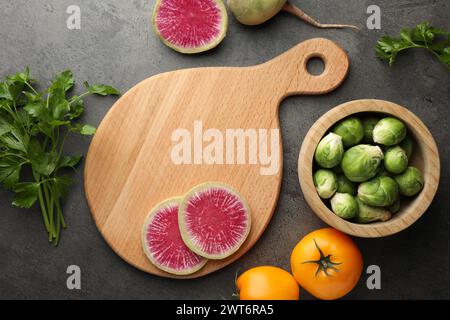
[302,239,342,277]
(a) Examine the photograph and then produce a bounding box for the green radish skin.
[227,0,286,25]
[227,0,358,29]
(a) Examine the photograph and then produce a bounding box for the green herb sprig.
[376,21,450,70]
[0,68,119,245]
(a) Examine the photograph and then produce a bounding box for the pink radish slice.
[152,0,228,54]
[179,183,252,259]
[142,198,207,275]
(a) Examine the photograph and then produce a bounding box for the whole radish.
[227,0,358,29]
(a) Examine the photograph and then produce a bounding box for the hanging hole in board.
[306,56,325,76]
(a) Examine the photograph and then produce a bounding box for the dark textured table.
[0,0,449,300]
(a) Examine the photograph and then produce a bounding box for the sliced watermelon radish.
[142,198,207,275]
[178,183,252,260]
[152,0,228,54]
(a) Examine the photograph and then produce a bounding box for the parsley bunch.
[0,69,119,245]
[376,21,450,70]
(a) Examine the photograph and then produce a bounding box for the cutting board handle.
[261,38,349,97]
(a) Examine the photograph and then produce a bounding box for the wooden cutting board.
[84,38,349,279]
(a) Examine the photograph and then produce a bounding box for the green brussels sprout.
[394,166,424,196]
[332,117,364,148]
[313,169,337,199]
[357,176,399,207]
[314,133,344,168]
[336,174,357,195]
[387,198,401,214]
[384,146,408,174]
[362,117,379,143]
[355,198,392,224]
[400,135,414,159]
[330,193,359,220]
[341,145,384,182]
[373,117,407,146]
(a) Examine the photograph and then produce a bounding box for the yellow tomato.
[291,228,363,300]
[236,266,300,300]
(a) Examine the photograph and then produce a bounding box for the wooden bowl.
[298,99,440,237]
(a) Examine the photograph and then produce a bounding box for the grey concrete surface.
[0,0,449,300]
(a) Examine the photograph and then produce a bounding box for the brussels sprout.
[341,145,384,182]
[373,117,407,146]
[394,166,424,196]
[313,169,338,199]
[330,193,359,220]
[362,117,379,143]
[332,117,364,148]
[357,176,399,207]
[384,146,408,174]
[336,174,357,195]
[314,133,344,168]
[400,135,414,159]
[387,198,401,214]
[355,198,392,224]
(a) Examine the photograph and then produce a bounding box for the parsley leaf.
[376,21,450,70]
[12,182,40,209]
[0,127,29,153]
[31,151,58,176]
[49,70,74,93]
[71,123,97,136]
[58,155,83,169]
[0,157,23,190]
[84,82,121,96]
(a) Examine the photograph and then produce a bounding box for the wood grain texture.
[298,99,440,238]
[84,38,349,278]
